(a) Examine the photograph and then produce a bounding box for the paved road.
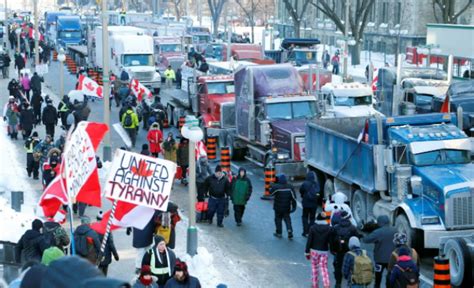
[2,58,435,287]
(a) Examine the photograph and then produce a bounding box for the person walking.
[147,122,163,157]
[331,211,360,288]
[164,66,175,89]
[15,219,49,264]
[2,52,11,79]
[73,218,101,265]
[97,230,120,276]
[305,212,333,288]
[322,50,330,69]
[205,165,231,227]
[175,68,182,89]
[121,105,140,148]
[25,131,40,179]
[150,96,166,133]
[42,98,58,139]
[387,233,420,288]
[31,91,44,125]
[331,51,340,75]
[300,171,321,237]
[162,132,178,163]
[43,219,70,253]
[14,52,25,78]
[5,96,20,139]
[270,174,297,239]
[133,265,158,288]
[142,235,177,288]
[196,156,212,202]
[8,78,21,99]
[343,237,374,288]
[57,95,72,129]
[20,102,35,139]
[20,72,31,102]
[389,246,419,288]
[230,167,252,226]
[30,72,43,98]
[129,210,161,274]
[362,215,397,288]
[177,137,189,185]
[164,259,201,288]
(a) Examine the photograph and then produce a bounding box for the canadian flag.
[77,75,104,99]
[195,140,207,160]
[38,170,68,218]
[130,78,152,102]
[28,27,44,41]
[371,67,379,93]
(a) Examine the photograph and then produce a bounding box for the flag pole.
[96,200,118,267]
[59,159,76,255]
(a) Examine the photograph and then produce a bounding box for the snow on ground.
[0,120,38,243]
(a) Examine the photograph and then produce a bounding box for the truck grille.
[221,103,235,129]
[133,71,154,82]
[446,189,474,229]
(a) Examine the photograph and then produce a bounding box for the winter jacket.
[133,210,161,248]
[362,215,397,264]
[389,255,419,286]
[205,174,231,199]
[98,233,119,267]
[20,76,31,91]
[30,74,43,92]
[3,54,11,67]
[14,54,25,70]
[305,221,334,253]
[20,107,35,132]
[72,102,91,124]
[387,245,420,277]
[196,158,212,184]
[342,247,368,283]
[43,221,70,250]
[147,127,163,154]
[165,276,201,288]
[8,80,21,98]
[331,218,360,254]
[15,229,49,263]
[142,247,177,286]
[31,93,44,110]
[270,175,297,213]
[164,68,175,80]
[231,170,252,206]
[74,224,101,263]
[163,138,177,163]
[42,104,58,125]
[177,142,189,166]
[33,140,54,163]
[6,105,19,125]
[299,171,320,209]
[121,109,139,129]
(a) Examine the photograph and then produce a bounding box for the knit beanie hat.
[32,219,43,231]
[41,247,65,266]
[140,265,152,276]
[215,165,222,172]
[348,236,361,249]
[393,232,408,246]
[154,235,165,246]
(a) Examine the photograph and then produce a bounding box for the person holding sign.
[204,165,231,228]
[142,235,177,287]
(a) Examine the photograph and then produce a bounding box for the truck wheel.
[351,190,366,227]
[443,238,473,287]
[323,179,334,200]
[395,214,421,252]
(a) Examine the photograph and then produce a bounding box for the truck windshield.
[58,31,81,39]
[412,149,471,166]
[160,44,182,53]
[207,82,235,94]
[123,54,153,67]
[334,95,373,106]
[294,51,317,64]
[267,101,316,120]
[193,35,210,43]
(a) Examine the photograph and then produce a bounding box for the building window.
[369,2,376,22]
[395,2,402,24]
[382,2,388,23]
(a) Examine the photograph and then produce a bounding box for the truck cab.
[399,78,449,115]
[265,38,320,66]
[56,15,83,48]
[320,82,382,117]
[153,36,185,74]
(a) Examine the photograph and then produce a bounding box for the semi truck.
[55,15,83,49]
[265,38,320,66]
[305,113,474,286]
[94,26,161,93]
[230,64,317,177]
[153,36,185,75]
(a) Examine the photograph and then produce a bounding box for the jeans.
[302,207,317,235]
[274,211,292,234]
[233,204,245,223]
[207,197,226,225]
[332,64,339,75]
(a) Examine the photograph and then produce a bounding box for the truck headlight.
[277,152,290,160]
[421,216,440,225]
[207,121,220,127]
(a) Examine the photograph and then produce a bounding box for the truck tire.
[443,238,473,287]
[323,179,334,200]
[395,214,422,252]
[226,134,245,161]
[351,190,366,227]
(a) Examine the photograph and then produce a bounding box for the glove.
[305,253,311,260]
[114,254,119,261]
[126,227,132,235]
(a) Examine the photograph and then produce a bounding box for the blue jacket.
[362,215,397,263]
[389,256,419,286]
[299,171,320,209]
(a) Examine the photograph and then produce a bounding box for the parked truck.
[305,113,474,286]
[265,38,320,66]
[94,26,161,93]
[153,36,185,75]
[230,64,317,177]
[55,15,83,49]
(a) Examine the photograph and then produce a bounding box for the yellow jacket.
[164,69,175,80]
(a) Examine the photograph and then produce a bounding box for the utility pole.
[33,0,39,69]
[198,0,202,26]
[343,0,349,80]
[102,0,112,162]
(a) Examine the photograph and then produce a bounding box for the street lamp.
[58,48,66,99]
[181,115,203,257]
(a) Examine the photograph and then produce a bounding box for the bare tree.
[208,0,228,36]
[311,0,375,65]
[432,0,473,23]
[235,0,260,43]
[170,0,183,21]
[281,0,312,38]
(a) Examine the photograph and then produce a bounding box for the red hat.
[140,265,152,276]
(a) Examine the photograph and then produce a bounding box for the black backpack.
[74,232,90,257]
[332,226,352,253]
[394,265,419,288]
[123,112,133,127]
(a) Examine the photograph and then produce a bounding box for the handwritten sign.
[104,149,177,211]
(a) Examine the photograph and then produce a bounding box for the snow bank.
[0,197,36,242]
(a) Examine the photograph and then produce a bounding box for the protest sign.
[104,149,177,211]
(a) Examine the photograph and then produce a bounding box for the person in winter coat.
[15,219,49,264]
[175,68,182,89]
[31,91,44,125]
[72,99,91,126]
[121,106,140,148]
[20,73,31,102]
[20,102,35,138]
[164,259,201,288]
[164,66,175,89]
[141,144,151,156]
[177,138,189,185]
[322,50,330,69]
[204,165,231,227]
[74,218,102,264]
[150,97,166,133]
[41,246,64,266]
[270,174,297,239]
[130,210,161,274]
[331,51,340,75]
[57,95,72,129]
[387,233,420,288]
[2,52,11,79]
[43,220,70,252]
[25,131,41,179]
[332,211,360,288]
[343,237,374,288]
[96,230,119,276]
[230,167,252,226]
[162,132,178,163]
[362,215,397,288]
[42,99,58,139]
[196,156,212,201]
[141,100,152,130]
[142,235,177,287]
[14,53,25,77]
[300,171,321,237]
[133,265,158,288]
[154,202,181,250]
[33,134,54,167]
[8,78,21,99]
[305,212,333,288]
[389,246,419,288]
[147,122,163,157]
[5,96,20,139]
[30,72,43,96]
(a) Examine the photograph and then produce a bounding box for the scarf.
[139,277,153,286]
[154,247,172,276]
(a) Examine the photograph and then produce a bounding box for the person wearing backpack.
[389,247,419,288]
[331,211,359,288]
[343,236,374,287]
[387,233,420,288]
[362,215,397,288]
[73,218,101,264]
[300,171,320,237]
[121,105,139,148]
[43,219,70,252]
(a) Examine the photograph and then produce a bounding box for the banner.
[77,75,103,99]
[104,150,177,211]
[130,78,152,102]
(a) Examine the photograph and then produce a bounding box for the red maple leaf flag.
[131,160,154,177]
[129,78,152,102]
[38,173,68,218]
[77,75,104,99]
